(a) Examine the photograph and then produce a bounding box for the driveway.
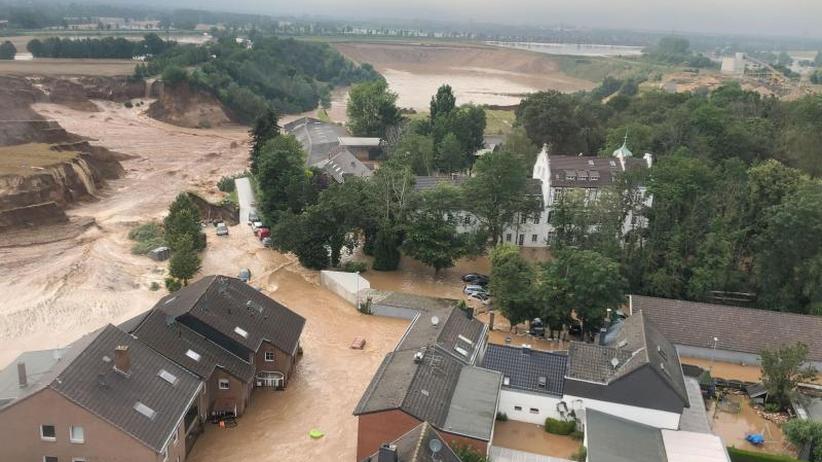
[234,176,255,224]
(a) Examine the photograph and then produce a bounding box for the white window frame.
[40,424,57,441]
[530,408,540,414]
[218,378,230,390]
[264,352,275,362]
[43,457,58,462]
[513,405,522,411]
[69,425,85,444]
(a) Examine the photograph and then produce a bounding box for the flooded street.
[0,100,249,368]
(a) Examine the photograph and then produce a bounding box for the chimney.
[378,443,398,462]
[521,344,531,355]
[466,307,474,320]
[114,345,131,375]
[17,362,27,388]
[598,327,608,346]
[489,312,495,331]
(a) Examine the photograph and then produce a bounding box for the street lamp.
[709,337,719,371]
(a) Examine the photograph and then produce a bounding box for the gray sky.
[187,0,822,38]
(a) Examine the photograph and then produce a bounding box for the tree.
[452,443,489,462]
[249,107,280,175]
[0,41,16,60]
[163,193,203,252]
[161,65,188,85]
[499,127,538,168]
[403,185,469,273]
[760,343,817,410]
[784,419,822,462]
[535,249,625,339]
[430,84,456,123]
[436,132,465,174]
[517,91,588,154]
[254,135,311,224]
[489,244,538,328]
[463,150,540,245]
[347,79,402,137]
[169,235,201,285]
[391,132,435,176]
[369,160,415,271]
[373,227,402,271]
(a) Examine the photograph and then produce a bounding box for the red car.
[256,227,271,240]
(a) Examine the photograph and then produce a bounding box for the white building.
[482,311,692,430]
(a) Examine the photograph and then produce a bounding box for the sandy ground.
[492,420,581,459]
[334,42,595,110]
[0,100,249,368]
[0,58,135,76]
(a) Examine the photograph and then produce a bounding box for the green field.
[0,143,79,176]
[556,55,676,83]
[404,108,515,137]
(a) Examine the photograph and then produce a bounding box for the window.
[134,402,157,420]
[505,234,512,242]
[530,408,540,414]
[234,326,248,338]
[41,424,56,441]
[69,426,84,444]
[185,349,201,362]
[533,213,541,225]
[531,234,537,243]
[514,406,522,411]
[547,211,554,223]
[454,346,468,357]
[219,379,230,390]
[264,352,275,362]
[520,214,527,224]
[158,369,178,386]
[44,457,58,462]
[463,216,471,225]
[503,376,510,386]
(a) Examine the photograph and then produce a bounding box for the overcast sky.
[181,0,822,38]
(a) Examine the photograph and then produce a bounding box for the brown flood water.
[492,420,581,458]
[709,394,795,457]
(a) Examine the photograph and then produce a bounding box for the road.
[235,177,255,225]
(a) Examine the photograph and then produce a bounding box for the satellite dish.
[429,438,443,454]
[610,357,620,369]
[431,316,440,326]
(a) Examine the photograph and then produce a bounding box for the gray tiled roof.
[548,155,647,188]
[567,311,689,406]
[313,146,372,183]
[129,310,255,383]
[481,344,567,396]
[0,348,68,406]
[413,176,466,192]
[353,346,500,441]
[361,422,462,462]
[156,275,305,356]
[398,306,487,364]
[586,409,667,462]
[631,295,822,363]
[51,325,201,453]
[284,117,351,166]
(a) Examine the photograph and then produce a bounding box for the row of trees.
[27,33,171,59]
[141,35,381,122]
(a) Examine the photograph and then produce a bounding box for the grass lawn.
[403,109,515,137]
[0,143,79,176]
[556,55,677,83]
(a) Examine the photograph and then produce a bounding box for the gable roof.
[285,116,351,166]
[50,325,201,453]
[586,409,667,462]
[313,145,372,183]
[397,306,487,364]
[361,422,462,462]
[353,346,501,441]
[630,295,822,363]
[548,155,647,188]
[481,344,567,396]
[129,309,255,383]
[156,275,305,355]
[566,311,689,407]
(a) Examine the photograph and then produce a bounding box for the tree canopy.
[347,79,402,138]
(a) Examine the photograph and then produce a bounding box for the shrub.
[764,402,781,413]
[124,101,134,108]
[162,65,188,85]
[128,222,165,255]
[570,430,584,440]
[545,418,576,435]
[496,411,508,421]
[727,447,802,462]
[149,281,160,291]
[165,277,182,292]
[340,261,368,273]
[571,446,587,462]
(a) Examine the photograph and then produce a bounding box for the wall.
[356,409,421,461]
[438,429,489,457]
[206,369,249,416]
[563,394,681,430]
[320,270,370,307]
[0,388,162,462]
[253,340,295,385]
[675,344,822,371]
[498,388,563,425]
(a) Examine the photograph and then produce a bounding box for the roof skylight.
[185,349,201,361]
[134,401,156,420]
[457,334,474,346]
[157,369,178,386]
[234,326,249,338]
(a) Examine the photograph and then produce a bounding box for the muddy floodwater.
[710,394,794,457]
[492,420,581,458]
[0,100,250,368]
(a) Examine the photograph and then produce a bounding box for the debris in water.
[309,429,324,439]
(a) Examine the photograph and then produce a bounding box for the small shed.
[149,246,170,262]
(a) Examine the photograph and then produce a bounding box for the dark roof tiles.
[481,344,567,396]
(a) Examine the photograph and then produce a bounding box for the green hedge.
[727,447,801,462]
[545,418,576,435]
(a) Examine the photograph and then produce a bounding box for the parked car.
[529,318,546,337]
[251,221,263,231]
[464,284,489,296]
[216,222,229,236]
[468,292,490,304]
[256,227,271,240]
[261,237,273,247]
[248,210,259,224]
[238,268,251,283]
[462,273,489,285]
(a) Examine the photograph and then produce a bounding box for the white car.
[464,285,489,296]
[216,223,229,236]
[251,221,263,231]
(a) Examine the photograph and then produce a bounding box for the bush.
[570,430,584,440]
[764,402,781,413]
[496,411,508,421]
[340,261,368,273]
[571,446,587,462]
[165,277,182,292]
[149,281,160,291]
[727,447,802,462]
[162,65,188,85]
[217,173,245,192]
[124,101,134,108]
[128,222,165,255]
[545,418,576,435]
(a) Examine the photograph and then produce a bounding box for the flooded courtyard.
[492,420,581,459]
[709,393,795,457]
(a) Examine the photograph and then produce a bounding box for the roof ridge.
[409,421,428,461]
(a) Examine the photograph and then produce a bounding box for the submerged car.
[462,273,489,285]
[216,222,229,236]
[468,292,490,304]
[464,284,489,296]
[238,268,251,283]
[248,210,259,224]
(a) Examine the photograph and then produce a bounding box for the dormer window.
[590,171,600,181]
[564,170,576,181]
